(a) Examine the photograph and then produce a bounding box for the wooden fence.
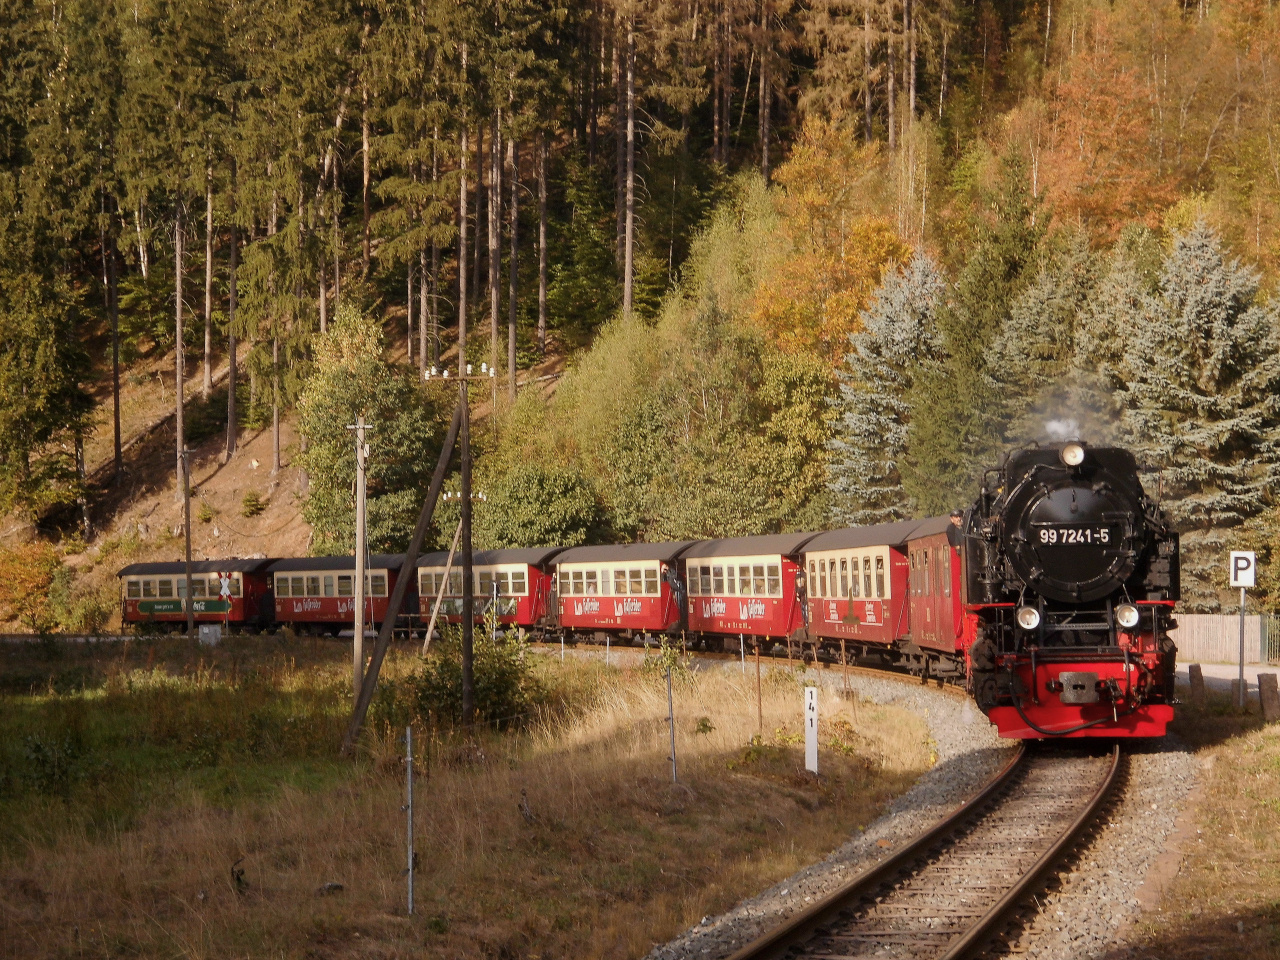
[1169,613,1280,664]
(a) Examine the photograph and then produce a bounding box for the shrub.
[241,491,265,517]
[406,626,542,729]
[0,542,61,632]
[197,500,216,524]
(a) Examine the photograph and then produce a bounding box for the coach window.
[512,570,528,596]
[419,573,432,596]
[612,569,625,596]
[158,579,174,598]
[289,576,303,597]
[191,579,207,598]
[698,565,711,595]
[818,560,828,598]
[624,568,639,595]
[127,580,141,599]
[908,554,916,596]
[767,565,781,596]
[839,559,849,597]
[276,576,289,597]
[808,560,817,595]
[751,565,766,596]
[644,569,659,595]
[142,579,155,598]
[580,570,595,595]
[849,557,860,598]
[725,565,737,595]
[862,557,872,598]
[712,566,725,594]
[570,570,584,595]
[324,575,335,597]
[496,572,510,596]
[739,565,752,596]
[370,574,387,597]
[306,576,320,597]
[338,574,354,597]
[943,550,952,598]
[876,557,886,598]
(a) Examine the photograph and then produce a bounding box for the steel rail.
[937,742,1120,960]
[725,743,1120,960]
[723,744,1027,960]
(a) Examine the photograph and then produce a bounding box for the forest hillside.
[3,0,1280,626]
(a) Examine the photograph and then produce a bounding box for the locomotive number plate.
[1034,524,1112,546]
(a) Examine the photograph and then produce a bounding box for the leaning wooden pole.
[341,401,463,756]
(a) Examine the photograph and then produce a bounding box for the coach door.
[909,535,957,653]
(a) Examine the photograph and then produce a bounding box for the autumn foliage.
[752,118,910,358]
[0,542,61,633]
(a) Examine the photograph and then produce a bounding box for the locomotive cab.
[963,442,1179,738]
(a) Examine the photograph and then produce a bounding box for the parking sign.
[1230,551,1256,588]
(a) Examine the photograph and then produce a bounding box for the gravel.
[642,657,1198,960]
[1007,738,1198,959]
[644,661,1014,960]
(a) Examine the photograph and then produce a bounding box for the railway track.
[726,743,1121,960]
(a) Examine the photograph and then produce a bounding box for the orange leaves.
[752,218,908,358]
[750,116,910,358]
[0,541,62,633]
[1039,19,1176,241]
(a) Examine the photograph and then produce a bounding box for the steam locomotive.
[962,441,1179,737]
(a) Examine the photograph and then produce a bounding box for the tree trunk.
[458,124,469,361]
[271,336,280,475]
[588,6,600,165]
[759,26,770,183]
[907,0,916,121]
[508,136,518,403]
[471,122,483,315]
[332,158,341,305]
[614,19,625,266]
[623,17,636,318]
[537,133,548,355]
[203,167,214,399]
[362,83,371,277]
[407,260,414,363]
[174,205,186,502]
[488,113,501,380]
[887,15,897,151]
[227,210,238,460]
[104,199,122,480]
[863,0,873,143]
[75,432,90,539]
[420,248,430,371]
[319,257,327,332]
[712,9,721,163]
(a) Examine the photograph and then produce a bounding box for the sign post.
[1230,550,1256,710]
[804,686,818,775]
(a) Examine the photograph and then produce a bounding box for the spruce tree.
[829,252,943,524]
[1121,224,1280,610]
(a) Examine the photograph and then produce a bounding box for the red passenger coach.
[120,559,275,629]
[683,533,818,651]
[417,547,565,632]
[800,520,917,653]
[554,542,694,639]
[268,555,409,633]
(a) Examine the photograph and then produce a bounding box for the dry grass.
[1119,689,1280,959]
[0,641,933,960]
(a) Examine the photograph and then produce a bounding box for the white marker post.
[219,573,232,633]
[804,686,818,775]
[1230,551,1256,710]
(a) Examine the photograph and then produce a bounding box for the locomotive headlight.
[1016,605,1041,630]
[1116,603,1141,629]
[1060,442,1086,467]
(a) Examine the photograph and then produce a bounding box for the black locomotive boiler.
[962,441,1180,737]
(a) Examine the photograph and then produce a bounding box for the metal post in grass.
[740,634,745,674]
[404,724,414,915]
[605,634,609,667]
[666,664,677,783]
[755,642,762,738]
[181,447,194,636]
[841,638,848,694]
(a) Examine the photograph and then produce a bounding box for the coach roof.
[681,531,822,559]
[118,558,275,576]
[554,541,696,564]
[268,554,406,572]
[417,547,567,567]
[801,517,951,552]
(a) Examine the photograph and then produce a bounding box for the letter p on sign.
[1230,551,1256,589]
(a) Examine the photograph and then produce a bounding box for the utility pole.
[424,362,495,726]
[181,447,194,636]
[347,414,373,698]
